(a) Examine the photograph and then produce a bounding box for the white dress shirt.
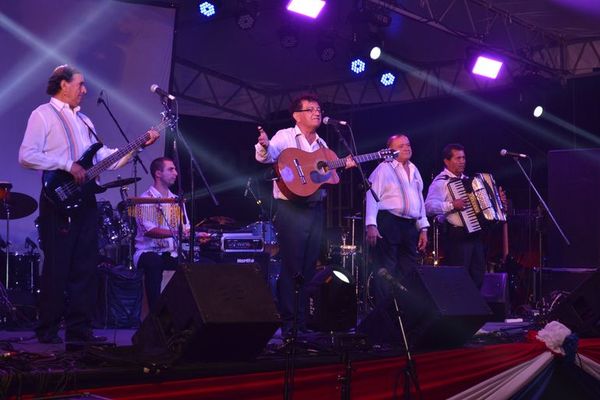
[254,125,328,201]
[133,186,190,266]
[424,168,466,227]
[365,159,429,231]
[19,97,118,173]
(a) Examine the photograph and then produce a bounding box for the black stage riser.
[133,263,280,362]
[358,266,492,350]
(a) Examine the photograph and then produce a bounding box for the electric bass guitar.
[42,117,171,213]
[275,147,397,199]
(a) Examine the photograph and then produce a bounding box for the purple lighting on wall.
[286,0,326,19]
[472,55,503,79]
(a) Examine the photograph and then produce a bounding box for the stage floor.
[0,320,539,399]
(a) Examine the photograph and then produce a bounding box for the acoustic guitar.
[274,147,397,199]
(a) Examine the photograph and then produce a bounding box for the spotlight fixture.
[316,40,336,62]
[370,46,381,60]
[471,55,503,79]
[380,72,395,86]
[350,58,366,74]
[278,26,299,48]
[286,0,326,19]
[533,106,544,118]
[236,0,258,30]
[198,1,217,17]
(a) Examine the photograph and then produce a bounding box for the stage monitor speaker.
[306,267,357,332]
[549,271,600,338]
[480,272,510,321]
[132,263,280,361]
[358,266,492,350]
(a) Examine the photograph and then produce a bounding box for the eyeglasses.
[296,107,322,114]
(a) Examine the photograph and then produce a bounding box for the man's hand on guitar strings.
[144,129,160,147]
[70,162,86,185]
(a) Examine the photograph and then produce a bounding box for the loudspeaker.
[95,265,142,328]
[480,273,510,321]
[306,267,357,332]
[357,266,492,350]
[549,272,600,337]
[132,263,280,361]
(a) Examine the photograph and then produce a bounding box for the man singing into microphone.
[425,143,485,287]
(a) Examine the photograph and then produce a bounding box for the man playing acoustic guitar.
[254,94,355,337]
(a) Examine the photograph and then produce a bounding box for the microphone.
[500,149,528,159]
[25,237,37,250]
[322,116,348,126]
[243,177,252,197]
[150,84,175,101]
[377,268,408,292]
[97,90,104,105]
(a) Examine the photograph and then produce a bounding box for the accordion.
[447,173,507,233]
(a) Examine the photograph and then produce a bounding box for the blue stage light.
[380,72,395,86]
[199,1,216,17]
[350,59,366,74]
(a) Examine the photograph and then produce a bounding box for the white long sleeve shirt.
[365,159,429,231]
[254,125,328,200]
[19,97,118,173]
[424,168,466,227]
[133,186,190,266]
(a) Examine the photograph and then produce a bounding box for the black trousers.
[137,252,178,311]
[273,199,323,333]
[443,225,486,288]
[372,211,419,305]
[36,192,99,339]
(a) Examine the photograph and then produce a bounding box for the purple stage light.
[198,1,216,17]
[287,0,326,19]
[472,55,503,79]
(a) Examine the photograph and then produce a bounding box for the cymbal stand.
[0,198,15,321]
[341,219,359,312]
[120,186,135,269]
[2,199,11,289]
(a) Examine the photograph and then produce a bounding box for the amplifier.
[221,233,263,253]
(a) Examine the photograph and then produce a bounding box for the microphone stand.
[162,97,219,263]
[389,287,422,400]
[97,96,148,195]
[509,157,570,307]
[331,123,379,318]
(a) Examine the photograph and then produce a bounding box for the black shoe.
[65,332,107,344]
[37,334,63,344]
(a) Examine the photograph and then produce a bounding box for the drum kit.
[0,182,40,298]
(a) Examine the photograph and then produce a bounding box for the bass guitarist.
[19,65,159,345]
[254,94,355,337]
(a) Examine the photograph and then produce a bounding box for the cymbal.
[126,197,178,205]
[344,214,363,220]
[0,192,38,220]
[196,215,240,230]
[102,177,141,189]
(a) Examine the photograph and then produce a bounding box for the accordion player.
[447,173,507,233]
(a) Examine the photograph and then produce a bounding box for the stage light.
[370,46,381,60]
[278,26,299,48]
[317,41,336,62]
[472,55,503,79]
[236,1,258,30]
[380,72,395,86]
[306,267,356,332]
[533,106,544,118]
[198,1,216,17]
[286,0,326,19]
[350,58,366,74]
